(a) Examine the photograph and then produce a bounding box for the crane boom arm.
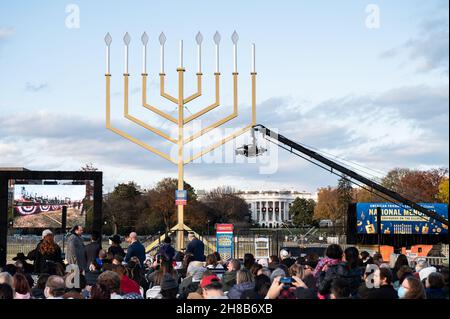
[253,124,449,227]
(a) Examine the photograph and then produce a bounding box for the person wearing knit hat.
[160,274,179,299]
[42,229,53,239]
[419,266,437,282]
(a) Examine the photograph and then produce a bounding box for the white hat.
[42,229,53,239]
[419,266,437,281]
[280,249,289,258]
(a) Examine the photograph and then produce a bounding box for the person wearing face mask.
[398,276,426,299]
[367,268,398,299]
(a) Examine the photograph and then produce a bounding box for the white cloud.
[380,3,449,75]
[0,82,448,192]
[0,27,15,39]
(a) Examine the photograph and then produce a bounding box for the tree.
[438,178,449,203]
[103,182,141,234]
[353,188,386,203]
[314,186,340,223]
[381,167,448,202]
[201,186,251,230]
[337,176,353,227]
[148,178,197,233]
[290,197,316,227]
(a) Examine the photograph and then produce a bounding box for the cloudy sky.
[0,0,448,194]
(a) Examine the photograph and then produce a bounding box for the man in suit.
[124,232,146,266]
[185,232,205,262]
[66,225,87,272]
[85,231,102,267]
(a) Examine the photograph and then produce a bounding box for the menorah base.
[145,223,215,254]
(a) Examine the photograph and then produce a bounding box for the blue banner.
[356,202,448,235]
[216,224,234,260]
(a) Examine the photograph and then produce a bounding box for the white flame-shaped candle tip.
[159,32,166,45]
[196,32,203,45]
[104,33,112,46]
[213,31,221,45]
[141,32,149,45]
[123,32,131,45]
[231,31,239,44]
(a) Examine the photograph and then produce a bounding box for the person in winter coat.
[108,235,125,258]
[124,232,146,267]
[157,236,176,262]
[178,261,206,299]
[317,245,362,298]
[185,232,205,262]
[222,259,241,292]
[32,229,63,274]
[66,225,87,272]
[85,231,102,268]
[227,269,255,299]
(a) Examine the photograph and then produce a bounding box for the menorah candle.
[215,45,219,73]
[231,31,239,73]
[160,45,164,73]
[104,33,112,74]
[123,33,131,74]
[179,40,183,68]
[159,32,166,74]
[106,46,110,74]
[195,32,203,73]
[141,32,149,74]
[252,43,256,73]
[233,44,237,72]
[198,44,201,73]
[214,32,221,73]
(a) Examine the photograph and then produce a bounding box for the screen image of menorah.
[12,184,87,229]
[356,202,448,235]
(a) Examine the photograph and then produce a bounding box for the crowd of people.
[0,227,448,300]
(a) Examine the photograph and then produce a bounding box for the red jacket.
[120,275,141,295]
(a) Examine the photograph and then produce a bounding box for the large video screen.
[13,184,87,228]
[356,202,448,235]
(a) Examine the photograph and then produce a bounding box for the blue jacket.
[186,238,205,261]
[125,241,146,266]
[157,243,176,261]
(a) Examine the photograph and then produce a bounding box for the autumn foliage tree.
[438,178,449,204]
[381,167,448,202]
[314,186,341,224]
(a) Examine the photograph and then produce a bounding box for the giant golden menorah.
[104,31,257,250]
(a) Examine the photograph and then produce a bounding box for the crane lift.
[238,124,449,228]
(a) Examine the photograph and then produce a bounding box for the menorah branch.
[183,73,237,144]
[185,124,253,164]
[183,73,203,104]
[124,75,177,143]
[184,73,221,124]
[160,73,179,104]
[105,74,177,164]
[142,74,178,124]
[184,72,257,164]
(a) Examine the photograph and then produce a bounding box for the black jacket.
[157,243,176,261]
[108,245,125,258]
[85,242,102,267]
[185,238,205,262]
[367,284,399,299]
[32,241,63,274]
[318,262,362,296]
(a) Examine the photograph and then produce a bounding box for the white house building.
[237,190,314,228]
